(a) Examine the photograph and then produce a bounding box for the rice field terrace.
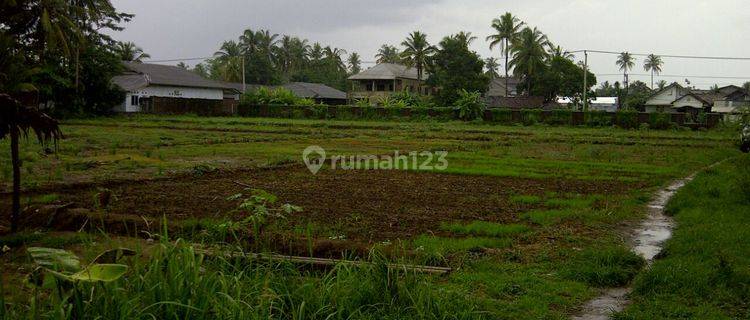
[0,115,746,319]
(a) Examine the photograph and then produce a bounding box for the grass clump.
[562,246,645,287]
[522,209,583,226]
[510,195,542,205]
[441,221,530,238]
[414,235,512,261]
[2,240,482,319]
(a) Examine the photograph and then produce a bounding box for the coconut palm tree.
[452,31,477,47]
[484,57,500,79]
[548,43,573,60]
[487,12,524,96]
[508,27,550,95]
[616,52,635,90]
[643,54,663,90]
[309,43,324,62]
[656,80,668,90]
[115,42,150,62]
[323,46,347,72]
[375,44,401,64]
[1,95,62,232]
[347,52,362,75]
[400,31,436,94]
[213,40,243,82]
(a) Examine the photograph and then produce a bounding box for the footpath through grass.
[616,156,750,319]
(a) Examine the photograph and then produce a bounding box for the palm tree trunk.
[416,64,422,95]
[651,70,654,90]
[10,127,21,233]
[504,39,509,97]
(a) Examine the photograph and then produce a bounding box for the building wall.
[118,85,225,113]
[713,100,750,114]
[349,78,426,102]
[672,96,704,109]
[646,86,688,106]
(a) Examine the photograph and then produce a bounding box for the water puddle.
[572,177,692,320]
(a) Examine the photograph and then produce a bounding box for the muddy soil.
[2,166,633,238]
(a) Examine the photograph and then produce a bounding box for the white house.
[645,83,749,114]
[112,62,237,113]
[556,97,619,112]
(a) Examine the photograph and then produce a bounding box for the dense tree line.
[0,0,133,117]
[195,29,359,91]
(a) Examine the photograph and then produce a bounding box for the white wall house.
[645,83,749,114]
[112,62,235,113]
[556,97,619,112]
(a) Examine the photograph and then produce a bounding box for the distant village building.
[486,77,521,97]
[645,83,749,114]
[112,62,238,114]
[347,63,431,101]
[224,82,348,105]
[556,97,619,112]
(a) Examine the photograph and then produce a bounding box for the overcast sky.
[109,0,750,88]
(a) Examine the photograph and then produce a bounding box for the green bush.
[585,111,613,127]
[546,109,572,125]
[488,108,513,123]
[522,109,543,126]
[649,112,672,129]
[615,109,639,129]
[454,90,485,121]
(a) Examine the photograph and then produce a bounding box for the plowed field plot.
[0,115,742,319]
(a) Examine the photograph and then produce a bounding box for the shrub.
[240,87,317,107]
[615,109,639,129]
[522,109,543,126]
[488,108,513,123]
[454,90,485,121]
[585,111,612,127]
[546,109,572,125]
[563,246,645,287]
[649,112,672,129]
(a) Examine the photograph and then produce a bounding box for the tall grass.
[2,240,483,319]
[616,157,750,319]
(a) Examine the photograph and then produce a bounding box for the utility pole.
[241,55,246,93]
[582,50,588,112]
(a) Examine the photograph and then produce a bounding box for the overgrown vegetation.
[617,157,750,319]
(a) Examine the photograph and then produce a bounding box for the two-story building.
[347,63,429,102]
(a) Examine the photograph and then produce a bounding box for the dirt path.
[571,176,694,319]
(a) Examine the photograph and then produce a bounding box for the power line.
[595,73,750,80]
[569,50,750,61]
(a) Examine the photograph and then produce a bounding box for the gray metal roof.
[117,62,234,90]
[111,74,149,91]
[348,63,425,80]
[284,82,346,100]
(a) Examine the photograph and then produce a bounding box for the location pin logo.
[303,145,326,175]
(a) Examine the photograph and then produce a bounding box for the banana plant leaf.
[27,247,81,273]
[70,264,128,282]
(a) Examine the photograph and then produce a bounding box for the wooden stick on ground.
[196,248,452,275]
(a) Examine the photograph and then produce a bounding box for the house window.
[377,83,386,91]
[130,95,139,106]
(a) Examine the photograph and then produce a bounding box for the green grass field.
[0,115,746,319]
